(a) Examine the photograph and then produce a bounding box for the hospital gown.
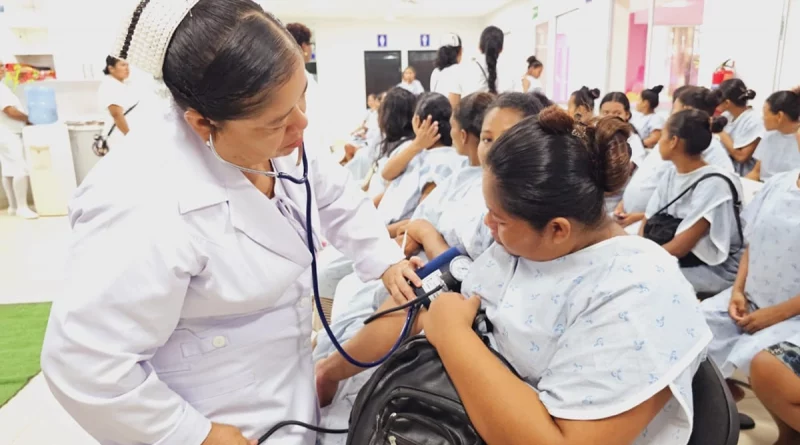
[722,109,764,177]
[461,236,710,445]
[377,146,466,224]
[314,166,492,445]
[605,134,647,215]
[632,112,666,142]
[702,169,800,377]
[753,130,800,181]
[646,164,744,295]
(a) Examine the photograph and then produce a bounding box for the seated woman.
[702,168,800,383]
[747,88,800,182]
[316,108,711,445]
[642,109,744,296]
[616,86,735,230]
[376,92,466,230]
[633,85,666,148]
[567,86,600,124]
[752,334,800,445]
[313,92,550,445]
[717,78,763,176]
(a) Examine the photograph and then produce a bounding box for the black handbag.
[346,311,518,445]
[92,103,139,157]
[643,172,744,268]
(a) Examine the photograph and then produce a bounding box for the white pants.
[0,133,28,177]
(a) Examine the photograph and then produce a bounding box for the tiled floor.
[0,214,784,444]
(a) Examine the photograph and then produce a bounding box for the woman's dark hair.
[719,78,756,107]
[571,86,601,111]
[766,87,800,122]
[600,92,632,121]
[435,35,462,70]
[479,26,504,94]
[415,93,453,147]
[103,56,120,75]
[286,22,312,47]
[677,86,728,132]
[163,0,300,122]
[486,106,632,229]
[453,92,494,138]
[672,85,692,104]
[527,55,543,70]
[640,85,664,111]
[666,109,715,156]
[378,87,417,158]
[490,92,552,117]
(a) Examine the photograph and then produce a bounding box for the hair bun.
[588,88,601,99]
[592,117,632,194]
[710,115,728,133]
[651,85,664,94]
[538,105,575,136]
[745,89,757,100]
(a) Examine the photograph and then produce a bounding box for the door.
[408,50,437,92]
[364,51,402,104]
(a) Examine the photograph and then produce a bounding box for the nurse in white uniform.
[0,63,38,219]
[748,88,800,182]
[429,33,462,96]
[98,56,138,150]
[717,79,763,176]
[518,55,544,93]
[445,26,506,109]
[40,2,420,445]
[317,109,710,445]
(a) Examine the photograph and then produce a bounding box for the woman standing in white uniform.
[40,2,420,445]
[317,108,711,445]
[429,33,462,96]
[0,63,37,219]
[519,55,543,93]
[445,26,505,109]
[98,56,138,150]
[748,88,800,182]
[717,79,763,176]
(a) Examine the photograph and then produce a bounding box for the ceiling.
[259,0,516,20]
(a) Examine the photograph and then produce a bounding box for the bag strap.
[106,103,139,137]
[472,309,523,379]
[654,172,744,247]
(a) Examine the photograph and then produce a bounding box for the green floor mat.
[0,303,52,407]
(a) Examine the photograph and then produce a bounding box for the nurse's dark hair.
[677,86,728,132]
[719,78,756,107]
[415,93,453,146]
[285,22,312,47]
[103,56,121,75]
[163,0,301,122]
[453,92,494,138]
[640,85,663,111]
[527,55,543,69]
[666,109,715,156]
[766,87,800,122]
[571,86,601,111]
[490,92,553,117]
[378,87,417,158]
[600,92,632,121]
[435,35,462,70]
[480,26,504,94]
[486,106,631,230]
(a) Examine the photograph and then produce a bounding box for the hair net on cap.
[111,0,201,79]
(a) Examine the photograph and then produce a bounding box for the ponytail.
[480,26,504,94]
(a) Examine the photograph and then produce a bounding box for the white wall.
[484,0,539,94]
[281,17,484,147]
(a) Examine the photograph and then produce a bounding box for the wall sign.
[377,34,388,48]
[420,34,430,48]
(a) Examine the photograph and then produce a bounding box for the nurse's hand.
[382,258,424,304]
[424,292,481,349]
[202,423,256,445]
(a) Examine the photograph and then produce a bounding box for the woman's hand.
[728,289,750,322]
[382,258,425,304]
[424,292,482,349]
[315,359,339,408]
[202,423,256,445]
[412,115,441,150]
[738,305,791,334]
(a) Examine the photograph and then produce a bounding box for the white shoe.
[7,207,16,216]
[16,208,39,219]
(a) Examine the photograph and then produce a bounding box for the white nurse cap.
[111,0,201,79]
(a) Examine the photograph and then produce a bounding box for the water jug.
[25,85,59,125]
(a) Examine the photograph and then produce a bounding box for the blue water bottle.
[25,85,59,125]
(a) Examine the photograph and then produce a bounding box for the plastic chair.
[688,359,740,445]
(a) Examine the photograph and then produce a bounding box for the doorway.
[364,51,402,105]
[408,50,437,92]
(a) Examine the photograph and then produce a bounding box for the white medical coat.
[40,98,403,445]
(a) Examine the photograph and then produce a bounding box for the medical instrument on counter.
[208,136,473,443]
